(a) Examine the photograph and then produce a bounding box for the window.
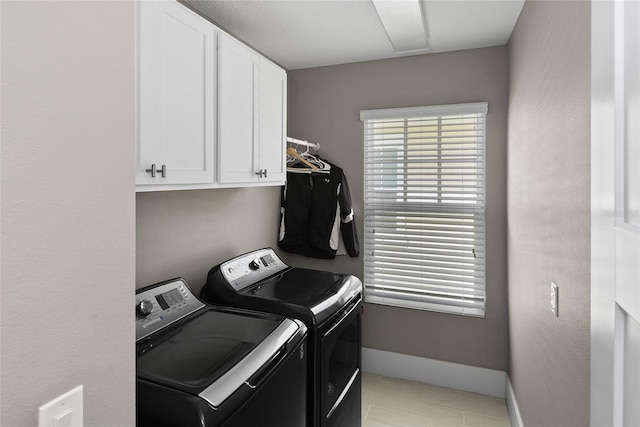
[360,103,487,317]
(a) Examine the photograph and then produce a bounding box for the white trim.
[360,101,488,121]
[362,347,505,398]
[506,376,524,427]
[591,2,618,426]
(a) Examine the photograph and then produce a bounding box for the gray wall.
[287,47,509,371]
[1,1,136,425]
[136,187,282,290]
[507,1,591,426]
[136,47,508,371]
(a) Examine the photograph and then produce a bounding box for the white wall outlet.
[38,385,83,427]
[550,282,559,317]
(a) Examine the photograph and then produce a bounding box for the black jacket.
[278,160,359,259]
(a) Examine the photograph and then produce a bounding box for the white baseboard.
[362,347,506,398]
[505,376,523,427]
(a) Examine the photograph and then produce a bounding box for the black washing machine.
[136,278,308,427]
[201,248,362,427]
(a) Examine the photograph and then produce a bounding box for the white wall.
[1,2,136,425]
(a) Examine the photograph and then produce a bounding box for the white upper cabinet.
[218,33,287,185]
[258,58,288,184]
[137,0,215,186]
[136,1,287,191]
[217,34,259,183]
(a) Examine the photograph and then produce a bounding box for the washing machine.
[136,278,308,426]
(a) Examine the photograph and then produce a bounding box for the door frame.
[591,1,640,425]
[590,1,616,423]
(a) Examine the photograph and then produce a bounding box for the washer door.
[137,309,282,395]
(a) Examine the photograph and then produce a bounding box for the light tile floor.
[362,372,511,427]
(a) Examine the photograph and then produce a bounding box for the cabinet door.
[137,0,215,185]
[218,34,259,183]
[258,59,287,184]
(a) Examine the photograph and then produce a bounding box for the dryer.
[201,248,362,427]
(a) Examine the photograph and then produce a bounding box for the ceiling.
[183,0,525,70]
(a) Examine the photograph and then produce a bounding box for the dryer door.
[320,298,362,426]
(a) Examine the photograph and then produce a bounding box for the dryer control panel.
[135,278,205,341]
[220,248,289,292]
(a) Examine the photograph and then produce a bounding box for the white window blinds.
[360,103,487,317]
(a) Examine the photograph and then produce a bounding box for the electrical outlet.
[550,282,559,317]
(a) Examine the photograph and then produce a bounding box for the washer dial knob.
[249,259,261,270]
[136,300,154,318]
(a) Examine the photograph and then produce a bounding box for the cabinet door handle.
[145,164,167,178]
[255,169,267,178]
[146,164,157,178]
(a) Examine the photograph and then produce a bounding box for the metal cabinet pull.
[146,164,157,178]
[255,169,268,178]
[145,164,167,178]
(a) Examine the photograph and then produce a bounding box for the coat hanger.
[300,151,330,172]
[287,147,318,171]
[286,136,331,174]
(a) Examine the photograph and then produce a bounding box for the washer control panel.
[220,248,289,292]
[136,278,205,341]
